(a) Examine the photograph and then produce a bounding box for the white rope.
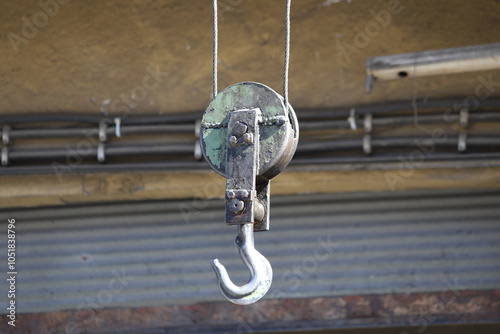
[283,0,291,115]
[213,0,218,99]
[212,0,292,111]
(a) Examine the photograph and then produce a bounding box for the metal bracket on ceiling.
[1,147,8,167]
[459,108,469,128]
[98,120,107,163]
[458,132,467,153]
[2,125,10,145]
[347,108,357,130]
[365,43,500,93]
[2,126,11,167]
[114,117,122,138]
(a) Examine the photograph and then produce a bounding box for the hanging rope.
[212,0,292,110]
[283,0,291,115]
[213,0,218,99]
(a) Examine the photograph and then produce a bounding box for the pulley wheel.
[200,82,299,182]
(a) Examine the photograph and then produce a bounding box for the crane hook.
[211,223,273,305]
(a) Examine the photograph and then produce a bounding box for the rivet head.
[233,121,248,137]
[242,133,253,144]
[229,199,245,213]
[229,136,238,146]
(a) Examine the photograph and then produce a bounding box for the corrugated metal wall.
[1,188,499,314]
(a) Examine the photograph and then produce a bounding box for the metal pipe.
[3,111,499,139]
[7,143,194,160]
[3,134,499,162]
[365,43,500,92]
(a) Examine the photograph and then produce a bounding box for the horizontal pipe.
[299,112,500,131]
[8,143,194,160]
[7,124,194,140]
[2,153,500,176]
[2,111,500,140]
[0,112,201,125]
[3,99,500,125]
[366,43,500,92]
[4,136,498,163]
[296,136,500,153]
[296,100,500,120]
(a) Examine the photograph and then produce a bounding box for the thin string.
[283,0,291,115]
[212,0,292,108]
[213,0,218,99]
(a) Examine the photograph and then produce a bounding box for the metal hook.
[211,223,273,305]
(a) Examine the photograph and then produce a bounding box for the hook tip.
[211,258,226,281]
[211,258,220,271]
[211,258,220,266]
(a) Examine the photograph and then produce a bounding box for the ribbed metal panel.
[1,189,499,313]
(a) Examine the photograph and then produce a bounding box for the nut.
[229,136,238,146]
[232,121,248,137]
[229,199,245,213]
[242,133,253,144]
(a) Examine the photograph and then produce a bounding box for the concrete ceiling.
[1,0,500,115]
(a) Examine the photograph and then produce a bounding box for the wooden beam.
[1,164,499,208]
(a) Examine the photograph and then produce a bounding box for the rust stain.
[3,290,499,334]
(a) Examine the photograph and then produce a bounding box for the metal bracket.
[458,132,467,152]
[114,117,122,137]
[2,126,11,145]
[99,120,107,142]
[364,113,373,133]
[363,134,372,155]
[347,108,357,130]
[1,147,8,166]
[459,108,469,128]
[225,108,269,231]
[97,143,106,163]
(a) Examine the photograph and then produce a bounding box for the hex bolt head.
[232,121,248,137]
[242,133,253,144]
[226,190,236,199]
[229,199,245,213]
[229,136,238,146]
[240,190,249,199]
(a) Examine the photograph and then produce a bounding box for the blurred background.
[0,0,499,333]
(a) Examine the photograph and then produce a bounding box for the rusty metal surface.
[1,290,498,334]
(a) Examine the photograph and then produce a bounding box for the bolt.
[229,136,238,146]
[253,201,265,223]
[226,190,236,199]
[242,133,253,144]
[233,121,248,137]
[240,190,249,199]
[229,199,245,213]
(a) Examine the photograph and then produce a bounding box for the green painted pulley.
[199,81,299,182]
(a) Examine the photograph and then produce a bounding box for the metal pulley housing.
[200,81,298,305]
[200,82,299,183]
